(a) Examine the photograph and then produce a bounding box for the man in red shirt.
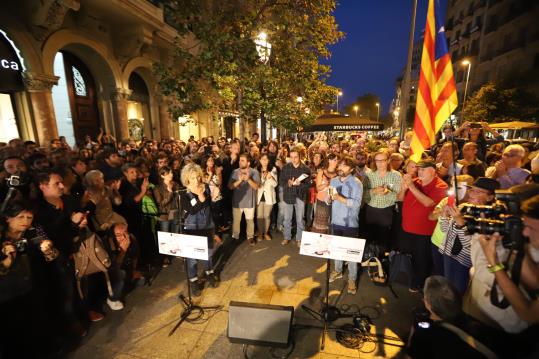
[398,159,448,292]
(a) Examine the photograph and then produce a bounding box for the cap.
[467,177,500,194]
[417,159,436,169]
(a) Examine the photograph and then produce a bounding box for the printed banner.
[157,231,208,260]
[300,231,366,262]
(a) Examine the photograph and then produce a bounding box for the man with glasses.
[487,144,530,189]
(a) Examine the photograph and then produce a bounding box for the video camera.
[461,189,523,249]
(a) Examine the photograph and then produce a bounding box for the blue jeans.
[283,198,305,242]
[187,248,213,280]
[443,255,470,295]
[332,225,359,281]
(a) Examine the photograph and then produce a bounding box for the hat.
[417,159,436,169]
[467,177,500,194]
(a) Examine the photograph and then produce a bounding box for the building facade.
[445,0,539,100]
[0,0,244,146]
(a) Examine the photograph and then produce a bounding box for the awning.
[302,114,384,132]
[489,121,539,129]
[0,30,24,92]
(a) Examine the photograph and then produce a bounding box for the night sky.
[327,0,447,116]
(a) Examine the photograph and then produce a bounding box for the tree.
[153,0,344,138]
[344,93,381,119]
[463,82,539,123]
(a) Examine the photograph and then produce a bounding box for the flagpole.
[399,0,418,140]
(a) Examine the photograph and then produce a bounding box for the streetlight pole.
[461,59,472,124]
[353,105,359,118]
[336,91,342,114]
[376,102,380,121]
[255,31,272,144]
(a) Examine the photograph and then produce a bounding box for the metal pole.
[399,0,418,140]
[336,94,339,114]
[461,63,471,124]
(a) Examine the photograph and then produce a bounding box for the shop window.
[0,93,19,143]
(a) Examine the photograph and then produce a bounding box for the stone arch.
[42,29,122,93]
[123,56,163,139]
[42,29,126,136]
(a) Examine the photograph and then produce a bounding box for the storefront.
[0,30,25,143]
[302,114,384,133]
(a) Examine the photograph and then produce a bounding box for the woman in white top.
[256,153,278,241]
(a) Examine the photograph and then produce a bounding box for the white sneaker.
[107,298,124,311]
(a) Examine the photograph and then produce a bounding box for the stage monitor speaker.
[227,301,294,348]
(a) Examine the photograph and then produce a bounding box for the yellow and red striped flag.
[410,0,458,161]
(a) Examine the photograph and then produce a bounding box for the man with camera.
[468,193,539,334]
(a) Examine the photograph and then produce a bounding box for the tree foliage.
[463,82,539,123]
[154,0,344,131]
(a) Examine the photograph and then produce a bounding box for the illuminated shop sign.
[0,29,24,92]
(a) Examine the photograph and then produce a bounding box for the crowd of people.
[1,119,539,358]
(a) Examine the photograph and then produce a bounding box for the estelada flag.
[410,0,458,161]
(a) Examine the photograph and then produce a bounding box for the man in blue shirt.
[328,156,363,294]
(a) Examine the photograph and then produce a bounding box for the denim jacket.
[330,175,363,228]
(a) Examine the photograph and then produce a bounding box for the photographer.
[469,193,539,335]
[0,202,61,358]
[439,178,500,294]
[454,121,503,162]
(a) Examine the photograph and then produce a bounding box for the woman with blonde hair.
[179,163,220,296]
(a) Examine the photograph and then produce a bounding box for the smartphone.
[417,321,431,329]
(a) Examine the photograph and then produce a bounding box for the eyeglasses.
[502,152,519,158]
[375,159,388,163]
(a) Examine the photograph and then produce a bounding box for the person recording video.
[469,193,539,333]
[180,163,220,297]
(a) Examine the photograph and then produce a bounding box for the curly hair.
[180,162,204,187]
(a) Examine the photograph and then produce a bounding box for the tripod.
[301,192,345,350]
[168,188,222,336]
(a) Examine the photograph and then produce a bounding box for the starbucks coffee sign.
[0,30,24,92]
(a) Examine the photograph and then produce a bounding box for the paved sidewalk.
[69,233,420,359]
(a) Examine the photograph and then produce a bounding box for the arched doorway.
[127,72,151,141]
[51,51,100,146]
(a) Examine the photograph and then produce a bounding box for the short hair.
[423,276,462,321]
[83,170,104,188]
[2,201,34,220]
[339,155,357,169]
[371,149,391,171]
[180,163,203,187]
[36,169,62,185]
[463,142,478,150]
[505,144,526,158]
[121,163,137,173]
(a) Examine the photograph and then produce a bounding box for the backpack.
[388,252,413,287]
[73,230,113,299]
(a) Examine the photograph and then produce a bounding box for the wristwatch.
[487,263,505,273]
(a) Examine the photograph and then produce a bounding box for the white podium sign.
[300,231,366,262]
[157,231,209,260]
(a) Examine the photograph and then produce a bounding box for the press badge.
[190,198,197,206]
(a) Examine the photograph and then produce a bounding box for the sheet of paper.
[157,231,209,260]
[300,231,366,262]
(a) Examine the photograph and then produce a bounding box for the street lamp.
[255,31,272,143]
[461,59,472,123]
[336,91,342,114]
[255,32,272,64]
[375,102,380,121]
[353,105,359,118]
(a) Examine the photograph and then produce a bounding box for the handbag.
[73,230,113,299]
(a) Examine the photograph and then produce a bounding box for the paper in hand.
[295,173,309,183]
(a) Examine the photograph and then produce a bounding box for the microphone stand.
[169,187,222,336]
[301,187,342,350]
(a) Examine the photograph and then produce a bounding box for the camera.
[6,174,27,188]
[461,190,523,249]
